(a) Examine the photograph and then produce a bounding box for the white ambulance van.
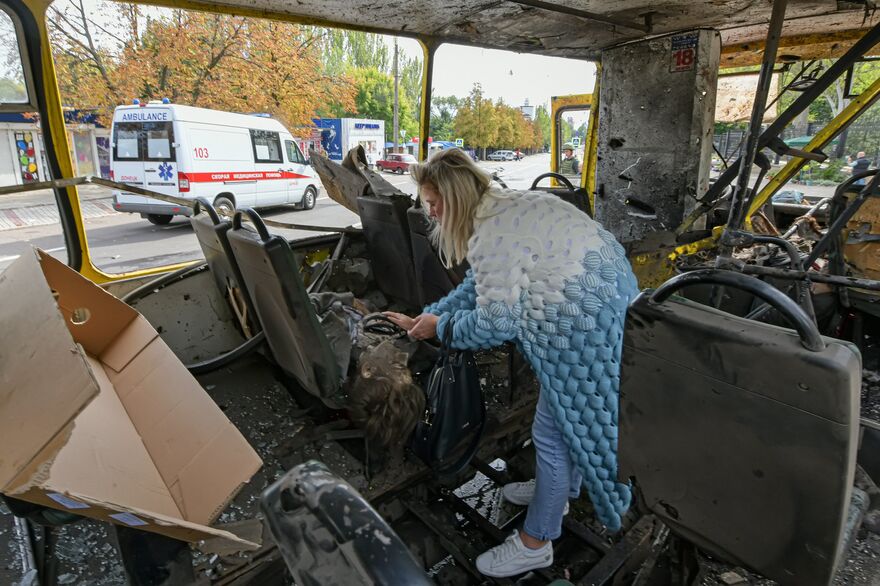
[111,102,321,225]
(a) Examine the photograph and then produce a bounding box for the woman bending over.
[386,148,638,578]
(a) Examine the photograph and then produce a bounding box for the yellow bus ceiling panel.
[721,21,876,67]
[119,0,870,61]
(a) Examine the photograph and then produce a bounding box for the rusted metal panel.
[721,27,874,68]
[128,0,872,61]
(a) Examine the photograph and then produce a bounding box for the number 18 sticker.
[670,32,698,73]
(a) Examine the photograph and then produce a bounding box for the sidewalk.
[0,184,117,231]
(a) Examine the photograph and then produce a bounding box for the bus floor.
[1,344,879,585]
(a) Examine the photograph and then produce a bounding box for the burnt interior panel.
[593,29,720,248]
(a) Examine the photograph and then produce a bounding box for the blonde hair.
[410,149,492,267]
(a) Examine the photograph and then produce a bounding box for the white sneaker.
[475,531,553,578]
[501,480,570,514]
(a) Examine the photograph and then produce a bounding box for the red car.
[376,153,418,173]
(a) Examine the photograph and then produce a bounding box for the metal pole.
[13,517,38,586]
[418,40,436,162]
[393,38,399,155]
[680,263,880,292]
[780,197,831,238]
[719,0,789,259]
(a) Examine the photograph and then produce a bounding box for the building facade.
[0,111,109,187]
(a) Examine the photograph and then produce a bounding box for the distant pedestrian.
[559,143,580,175]
[851,151,872,186]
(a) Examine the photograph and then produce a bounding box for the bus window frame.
[550,93,595,191]
[2,0,86,276]
[19,0,879,283]
[0,4,37,113]
[554,105,590,176]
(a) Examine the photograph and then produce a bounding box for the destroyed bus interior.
[2,0,880,584]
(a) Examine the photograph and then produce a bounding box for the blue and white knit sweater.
[426,188,639,531]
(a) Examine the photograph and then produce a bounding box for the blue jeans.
[523,391,582,541]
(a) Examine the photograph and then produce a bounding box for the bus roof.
[138,0,875,65]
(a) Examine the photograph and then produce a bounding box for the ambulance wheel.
[300,186,317,210]
[147,214,173,225]
[213,196,236,218]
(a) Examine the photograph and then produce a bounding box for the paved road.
[0,154,554,273]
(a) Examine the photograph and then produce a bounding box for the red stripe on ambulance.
[181,170,310,182]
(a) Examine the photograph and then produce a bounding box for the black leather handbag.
[410,319,485,475]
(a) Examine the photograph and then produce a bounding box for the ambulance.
[110,102,322,225]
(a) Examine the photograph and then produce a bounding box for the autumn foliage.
[453,84,545,156]
[48,1,357,128]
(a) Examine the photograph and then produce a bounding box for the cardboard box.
[0,248,262,549]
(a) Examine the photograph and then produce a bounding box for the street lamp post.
[393,38,399,154]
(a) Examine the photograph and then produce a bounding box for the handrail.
[232,207,273,241]
[651,268,825,352]
[1,174,361,234]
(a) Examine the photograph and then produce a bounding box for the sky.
[395,37,596,109]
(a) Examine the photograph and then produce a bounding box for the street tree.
[332,67,418,142]
[225,20,356,128]
[0,13,26,102]
[48,0,355,128]
[400,56,423,128]
[777,59,880,157]
[534,104,551,150]
[820,60,880,157]
[320,29,389,75]
[454,83,498,159]
[431,95,460,141]
[318,29,423,140]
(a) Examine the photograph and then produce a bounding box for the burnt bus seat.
[262,460,431,586]
[356,194,421,308]
[227,208,343,408]
[405,204,470,307]
[619,269,860,586]
[189,198,260,336]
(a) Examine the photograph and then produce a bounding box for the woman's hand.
[383,311,416,331]
[382,312,440,340]
[408,313,439,340]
